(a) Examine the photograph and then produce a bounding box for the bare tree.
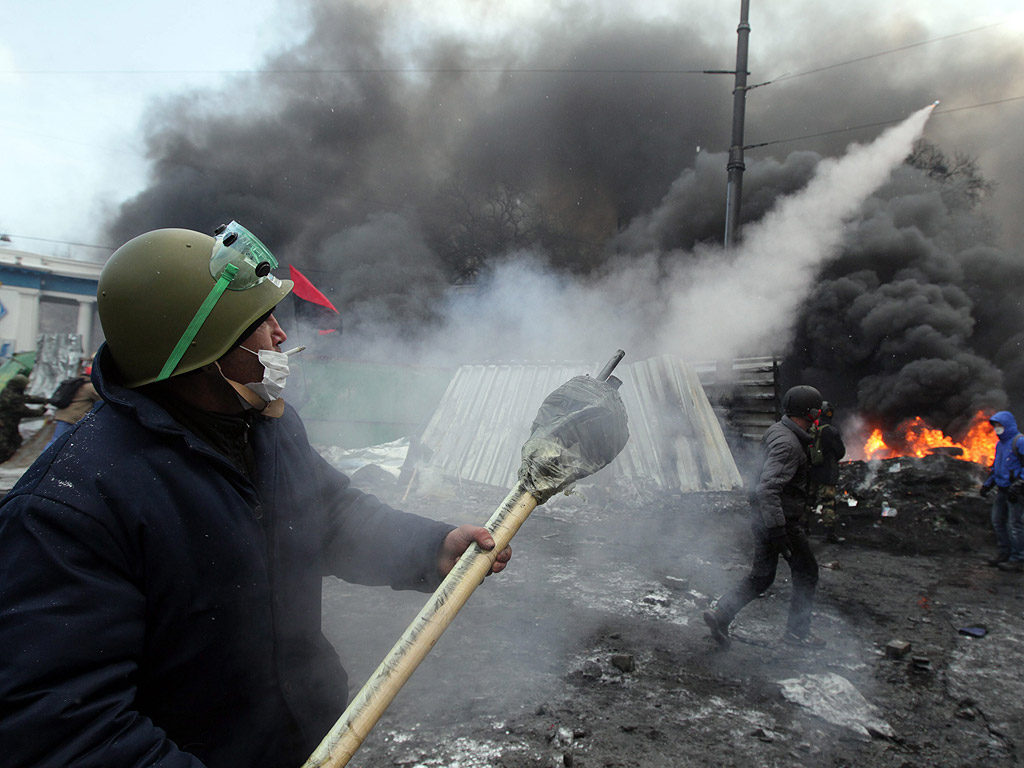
[906,139,996,209]
[427,174,610,283]
[428,176,551,283]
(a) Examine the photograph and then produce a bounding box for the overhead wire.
[5,97,1021,252]
[2,20,1006,80]
[2,18,1016,252]
[0,234,116,252]
[741,20,1014,149]
[744,95,1024,150]
[763,21,1006,85]
[4,66,720,76]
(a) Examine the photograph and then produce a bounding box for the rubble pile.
[827,455,991,555]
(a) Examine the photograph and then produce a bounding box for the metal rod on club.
[596,349,625,381]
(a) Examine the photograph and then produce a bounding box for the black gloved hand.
[980,484,992,498]
[767,526,792,560]
[1011,480,1024,500]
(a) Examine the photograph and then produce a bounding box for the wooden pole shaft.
[302,483,539,768]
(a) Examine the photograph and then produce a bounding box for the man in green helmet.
[0,223,510,768]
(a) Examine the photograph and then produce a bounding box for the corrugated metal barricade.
[693,356,780,443]
[419,355,742,493]
[419,362,586,489]
[616,355,743,491]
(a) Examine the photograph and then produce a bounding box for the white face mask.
[241,347,289,402]
[994,424,1005,436]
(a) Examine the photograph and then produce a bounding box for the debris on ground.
[326,454,1023,767]
[5,434,1022,766]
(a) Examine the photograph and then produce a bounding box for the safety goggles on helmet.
[209,221,282,290]
[157,221,283,381]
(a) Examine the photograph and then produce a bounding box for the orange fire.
[861,411,995,465]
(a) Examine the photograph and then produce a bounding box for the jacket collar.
[781,414,813,444]
[93,343,248,467]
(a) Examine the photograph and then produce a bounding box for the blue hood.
[986,410,1023,488]
[989,410,1019,441]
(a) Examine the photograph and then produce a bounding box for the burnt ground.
[325,455,1024,768]
[4,427,1023,767]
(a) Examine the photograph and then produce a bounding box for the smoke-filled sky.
[3,0,1023,438]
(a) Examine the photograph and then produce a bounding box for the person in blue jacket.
[980,410,1024,572]
[0,223,511,768]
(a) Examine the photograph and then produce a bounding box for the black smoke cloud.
[788,164,1022,438]
[106,1,1024,438]
[616,139,1022,439]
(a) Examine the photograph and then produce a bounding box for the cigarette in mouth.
[284,346,306,356]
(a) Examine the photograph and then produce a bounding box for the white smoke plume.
[412,105,937,371]
[652,104,937,361]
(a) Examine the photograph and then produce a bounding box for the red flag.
[289,265,339,313]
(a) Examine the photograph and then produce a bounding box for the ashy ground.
[323,455,1024,768]
[5,424,1022,767]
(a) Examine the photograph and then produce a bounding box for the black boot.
[703,610,731,649]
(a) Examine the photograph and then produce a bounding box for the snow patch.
[778,672,894,739]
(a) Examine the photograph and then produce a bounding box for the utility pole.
[723,0,751,250]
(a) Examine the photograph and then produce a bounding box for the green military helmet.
[97,224,293,388]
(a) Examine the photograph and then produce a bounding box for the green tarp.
[0,352,36,391]
[296,358,453,449]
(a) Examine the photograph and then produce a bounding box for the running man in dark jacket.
[0,224,511,768]
[704,385,825,649]
[980,410,1024,572]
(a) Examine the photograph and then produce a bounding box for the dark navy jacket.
[985,410,1023,489]
[0,346,454,767]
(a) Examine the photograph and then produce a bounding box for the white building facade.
[0,247,104,359]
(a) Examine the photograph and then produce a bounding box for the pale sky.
[0,0,297,257]
[1,0,1021,260]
